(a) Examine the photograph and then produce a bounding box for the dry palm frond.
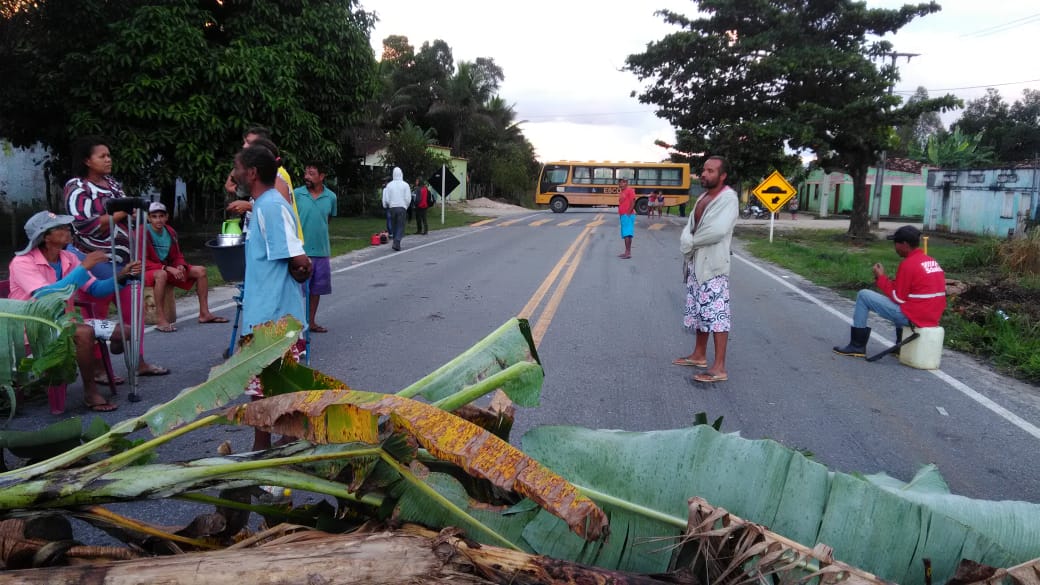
[676,497,893,585]
[947,556,1040,585]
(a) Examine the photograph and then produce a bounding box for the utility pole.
[870,51,920,230]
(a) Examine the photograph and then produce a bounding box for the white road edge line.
[734,253,1040,441]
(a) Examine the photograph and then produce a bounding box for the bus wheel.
[635,197,649,215]
[549,196,568,213]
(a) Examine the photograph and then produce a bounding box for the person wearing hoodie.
[382,167,411,251]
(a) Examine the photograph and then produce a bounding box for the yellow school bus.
[535,161,692,214]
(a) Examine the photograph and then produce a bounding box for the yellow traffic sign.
[751,171,797,213]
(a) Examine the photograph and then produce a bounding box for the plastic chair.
[72,298,120,398]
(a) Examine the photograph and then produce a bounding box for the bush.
[999,227,1040,275]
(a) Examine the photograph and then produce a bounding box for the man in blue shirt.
[292,163,337,333]
[232,144,312,450]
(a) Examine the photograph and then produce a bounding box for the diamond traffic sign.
[427,167,461,198]
[751,170,797,213]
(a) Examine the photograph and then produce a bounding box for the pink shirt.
[8,248,95,311]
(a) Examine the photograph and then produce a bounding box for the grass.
[176,205,489,290]
[739,227,1040,384]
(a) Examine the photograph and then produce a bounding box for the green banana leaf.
[397,318,542,407]
[520,425,1037,584]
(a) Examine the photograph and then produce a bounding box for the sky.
[364,0,1039,164]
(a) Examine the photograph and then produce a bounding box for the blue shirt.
[292,185,337,257]
[242,188,306,335]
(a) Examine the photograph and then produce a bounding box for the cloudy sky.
[365,0,1039,163]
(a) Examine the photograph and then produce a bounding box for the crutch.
[303,280,311,365]
[105,197,149,402]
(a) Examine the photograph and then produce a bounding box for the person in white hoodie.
[382,167,412,251]
[675,156,739,384]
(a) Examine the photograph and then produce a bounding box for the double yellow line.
[518,214,603,347]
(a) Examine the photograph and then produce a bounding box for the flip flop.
[693,372,728,383]
[310,325,328,333]
[672,357,708,368]
[198,316,229,324]
[156,324,177,333]
[94,374,126,386]
[84,399,118,412]
[139,365,171,376]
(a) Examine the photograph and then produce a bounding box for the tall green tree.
[381,120,450,190]
[955,88,1040,164]
[626,0,958,237]
[0,0,378,213]
[893,86,946,157]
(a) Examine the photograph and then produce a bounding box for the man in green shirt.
[293,163,337,333]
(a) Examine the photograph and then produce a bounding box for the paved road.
[7,207,1039,539]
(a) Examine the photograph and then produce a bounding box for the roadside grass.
[177,205,489,290]
[739,228,1040,384]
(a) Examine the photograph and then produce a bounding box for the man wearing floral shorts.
[675,156,739,383]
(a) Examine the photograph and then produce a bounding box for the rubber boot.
[833,327,871,357]
[892,328,903,357]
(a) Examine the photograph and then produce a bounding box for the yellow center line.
[529,219,552,227]
[557,219,579,226]
[529,229,593,347]
[497,218,524,226]
[518,225,594,321]
[470,218,496,227]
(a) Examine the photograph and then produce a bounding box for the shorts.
[619,213,635,238]
[86,318,117,341]
[144,266,198,290]
[308,257,331,295]
[683,264,731,333]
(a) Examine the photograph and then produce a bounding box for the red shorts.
[145,266,198,290]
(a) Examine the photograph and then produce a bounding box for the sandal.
[672,357,708,368]
[139,364,171,376]
[198,316,229,324]
[94,374,126,386]
[693,372,728,383]
[156,324,177,333]
[310,324,328,333]
[84,399,118,412]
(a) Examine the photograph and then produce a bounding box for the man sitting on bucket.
[833,225,946,358]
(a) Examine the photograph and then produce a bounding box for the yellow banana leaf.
[222,390,608,541]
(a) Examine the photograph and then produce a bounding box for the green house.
[796,158,928,219]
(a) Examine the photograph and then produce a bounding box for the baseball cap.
[148,202,167,214]
[887,225,921,245]
[16,211,75,256]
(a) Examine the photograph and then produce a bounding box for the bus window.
[574,167,592,184]
[541,165,569,186]
[661,168,681,186]
[636,167,659,186]
[616,168,635,183]
[593,167,614,183]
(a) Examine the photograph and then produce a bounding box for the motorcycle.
[740,203,769,219]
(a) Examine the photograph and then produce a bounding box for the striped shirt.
[65,176,132,263]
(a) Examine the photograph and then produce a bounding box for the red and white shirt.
[875,248,947,327]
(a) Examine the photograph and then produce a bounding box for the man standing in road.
[294,162,337,333]
[617,178,636,259]
[234,143,312,451]
[413,178,434,235]
[833,225,946,357]
[382,167,411,251]
[674,156,739,383]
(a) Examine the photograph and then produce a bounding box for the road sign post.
[751,171,798,243]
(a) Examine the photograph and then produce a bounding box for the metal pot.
[215,233,244,247]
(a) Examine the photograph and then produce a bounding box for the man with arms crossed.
[293,163,337,333]
[675,156,739,383]
[233,144,312,450]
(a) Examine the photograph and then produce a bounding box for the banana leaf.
[396,318,542,407]
[222,390,608,542]
[520,425,1038,584]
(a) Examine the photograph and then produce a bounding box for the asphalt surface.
[7,206,1040,541]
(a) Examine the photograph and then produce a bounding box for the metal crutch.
[106,198,148,402]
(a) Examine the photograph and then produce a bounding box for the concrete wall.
[924,168,1039,238]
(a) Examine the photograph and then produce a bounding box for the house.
[797,158,928,219]
[363,145,468,201]
[924,167,1039,238]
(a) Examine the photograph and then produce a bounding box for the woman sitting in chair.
[7,211,141,412]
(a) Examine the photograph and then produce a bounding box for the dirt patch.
[954,278,1040,323]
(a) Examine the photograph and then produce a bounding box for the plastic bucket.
[371,234,381,246]
[899,326,944,370]
[206,238,246,282]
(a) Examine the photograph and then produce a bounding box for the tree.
[381,120,451,190]
[910,127,995,168]
[429,59,504,155]
[956,88,1040,164]
[0,0,378,215]
[626,0,958,237]
[893,86,946,157]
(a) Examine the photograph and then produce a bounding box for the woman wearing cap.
[143,202,227,332]
[7,211,143,412]
[64,136,169,377]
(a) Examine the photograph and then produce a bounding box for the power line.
[960,12,1040,38]
[893,77,1040,95]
